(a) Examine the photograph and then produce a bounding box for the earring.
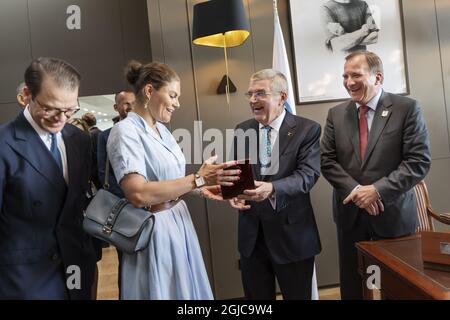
[144,102,148,109]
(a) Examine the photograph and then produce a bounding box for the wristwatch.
[194,172,206,188]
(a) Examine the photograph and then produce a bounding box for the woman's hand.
[197,156,240,186]
[200,185,225,201]
[237,181,273,202]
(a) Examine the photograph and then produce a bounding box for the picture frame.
[288,0,409,104]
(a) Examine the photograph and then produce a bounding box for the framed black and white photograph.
[289,0,408,104]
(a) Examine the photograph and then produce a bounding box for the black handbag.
[83,154,154,254]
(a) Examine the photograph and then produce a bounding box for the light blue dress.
[107,112,213,300]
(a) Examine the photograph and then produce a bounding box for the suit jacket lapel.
[249,120,261,180]
[57,127,84,224]
[62,127,79,190]
[277,112,297,157]
[362,92,393,167]
[7,113,67,192]
[345,102,362,164]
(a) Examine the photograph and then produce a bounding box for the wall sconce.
[192,0,250,108]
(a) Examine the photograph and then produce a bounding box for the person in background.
[81,112,102,190]
[107,60,239,299]
[97,91,135,197]
[321,50,431,299]
[68,117,90,132]
[16,82,30,108]
[82,112,101,136]
[0,57,97,299]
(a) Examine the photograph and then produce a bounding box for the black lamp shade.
[192,0,250,48]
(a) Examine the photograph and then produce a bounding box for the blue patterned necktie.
[50,133,63,171]
[260,125,272,168]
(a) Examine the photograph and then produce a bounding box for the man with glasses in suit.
[225,69,322,300]
[0,57,97,299]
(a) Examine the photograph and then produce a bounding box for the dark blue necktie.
[50,133,63,171]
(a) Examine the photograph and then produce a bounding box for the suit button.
[51,253,60,261]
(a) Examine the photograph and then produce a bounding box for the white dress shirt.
[356,88,383,132]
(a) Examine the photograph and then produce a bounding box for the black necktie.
[50,133,63,171]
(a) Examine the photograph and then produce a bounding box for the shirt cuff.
[350,184,382,201]
[351,184,361,194]
[374,186,382,200]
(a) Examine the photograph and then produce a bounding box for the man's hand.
[237,181,273,202]
[364,199,385,216]
[201,185,224,201]
[229,198,251,210]
[343,184,384,215]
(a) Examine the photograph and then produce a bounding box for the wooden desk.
[356,234,450,299]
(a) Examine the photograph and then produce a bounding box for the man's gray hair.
[250,69,288,94]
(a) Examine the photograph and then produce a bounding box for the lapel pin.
[381,110,389,117]
[287,131,293,137]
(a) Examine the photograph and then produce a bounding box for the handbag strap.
[102,197,129,235]
[104,152,110,190]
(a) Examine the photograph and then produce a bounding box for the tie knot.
[49,133,56,144]
[262,125,272,131]
[360,105,369,114]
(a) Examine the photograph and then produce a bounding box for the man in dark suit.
[82,112,102,190]
[227,69,322,300]
[321,51,431,299]
[0,57,97,299]
[97,90,135,196]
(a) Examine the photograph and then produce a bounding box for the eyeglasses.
[34,98,80,118]
[244,90,279,100]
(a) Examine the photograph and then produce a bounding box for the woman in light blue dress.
[107,61,238,299]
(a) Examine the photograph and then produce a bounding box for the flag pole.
[272,0,318,299]
[272,0,296,115]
